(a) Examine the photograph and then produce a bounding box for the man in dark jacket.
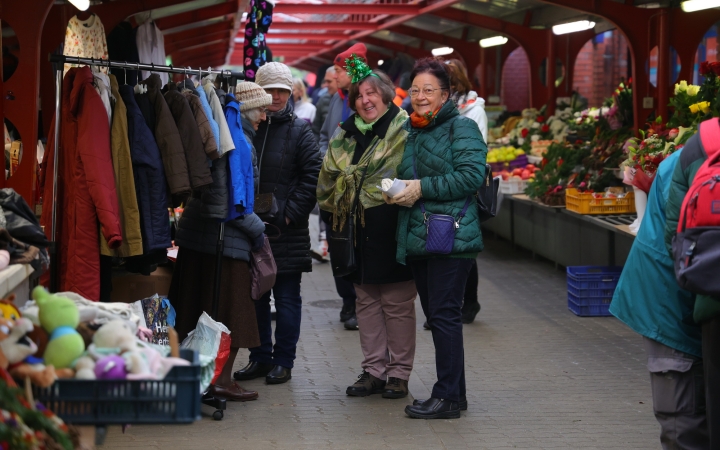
[664,122,720,448]
[234,62,322,385]
[311,66,337,141]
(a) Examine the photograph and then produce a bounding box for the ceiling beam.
[272,22,378,31]
[365,36,428,59]
[274,3,420,15]
[390,24,472,50]
[167,33,230,55]
[262,32,353,41]
[268,43,332,51]
[155,1,237,31]
[292,0,461,65]
[173,44,229,63]
[164,19,233,43]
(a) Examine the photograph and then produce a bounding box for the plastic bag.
[180,312,231,385]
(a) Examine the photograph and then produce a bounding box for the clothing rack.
[48,54,245,422]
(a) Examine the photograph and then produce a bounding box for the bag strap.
[351,137,382,213]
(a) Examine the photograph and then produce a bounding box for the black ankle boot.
[405,397,460,419]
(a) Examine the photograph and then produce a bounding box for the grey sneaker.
[346,371,386,397]
[382,377,408,399]
[344,315,359,330]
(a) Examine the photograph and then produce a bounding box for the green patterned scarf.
[317,108,409,231]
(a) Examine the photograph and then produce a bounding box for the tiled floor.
[102,234,659,449]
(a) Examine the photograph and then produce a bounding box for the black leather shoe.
[405,397,461,419]
[422,321,430,330]
[413,396,468,411]
[233,361,274,381]
[340,304,354,322]
[344,315,359,330]
[266,365,292,384]
[461,301,481,324]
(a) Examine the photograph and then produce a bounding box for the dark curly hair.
[410,57,451,92]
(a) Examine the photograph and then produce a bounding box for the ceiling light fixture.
[552,20,595,35]
[431,47,453,56]
[68,0,90,11]
[479,36,509,48]
[377,59,384,66]
[681,0,720,12]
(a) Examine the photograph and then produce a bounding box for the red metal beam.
[165,19,233,44]
[365,36,429,60]
[155,1,238,31]
[262,32,353,41]
[391,24,472,50]
[167,33,230,55]
[272,22,378,31]
[269,43,332,51]
[173,44,229,63]
[274,3,420,15]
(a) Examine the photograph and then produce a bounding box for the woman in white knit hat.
[234,62,321,386]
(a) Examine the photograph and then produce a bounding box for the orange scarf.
[409,108,440,128]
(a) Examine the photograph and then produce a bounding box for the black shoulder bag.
[327,139,381,278]
[255,116,294,222]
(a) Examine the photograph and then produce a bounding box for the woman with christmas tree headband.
[317,54,418,400]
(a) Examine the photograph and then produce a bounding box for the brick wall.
[573,31,629,108]
[501,47,531,112]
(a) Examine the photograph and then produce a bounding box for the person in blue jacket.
[610,150,708,450]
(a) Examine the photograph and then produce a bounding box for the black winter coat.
[175,153,265,262]
[254,103,321,273]
[119,85,172,253]
[320,104,413,285]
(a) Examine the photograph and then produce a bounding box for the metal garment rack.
[48,54,245,422]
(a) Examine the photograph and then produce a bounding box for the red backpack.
[673,118,720,296]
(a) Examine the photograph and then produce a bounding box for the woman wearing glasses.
[317,57,417,400]
[386,58,487,419]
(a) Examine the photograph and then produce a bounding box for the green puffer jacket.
[395,101,487,264]
[664,128,720,323]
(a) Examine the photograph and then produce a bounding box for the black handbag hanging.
[327,139,381,278]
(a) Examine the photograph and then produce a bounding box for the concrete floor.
[101,235,659,449]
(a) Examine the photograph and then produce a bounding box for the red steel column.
[546,30,556,116]
[657,9,670,121]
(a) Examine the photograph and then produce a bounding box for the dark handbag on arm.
[254,116,294,222]
[249,235,277,300]
[327,140,381,277]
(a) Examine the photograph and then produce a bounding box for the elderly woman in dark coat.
[170,82,271,402]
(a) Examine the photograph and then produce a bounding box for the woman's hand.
[393,180,422,207]
[382,192,396,205]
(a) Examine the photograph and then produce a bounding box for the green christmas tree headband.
[345,53,379,84]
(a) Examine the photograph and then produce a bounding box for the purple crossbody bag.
[412,151,471,255]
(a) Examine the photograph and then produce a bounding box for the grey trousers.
[643,337,709,450]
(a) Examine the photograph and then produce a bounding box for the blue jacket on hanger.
[224,99,255,220]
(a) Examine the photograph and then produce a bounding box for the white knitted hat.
[235,82,273,112]
[255,62,293,91]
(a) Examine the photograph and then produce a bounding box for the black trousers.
[702,317,720,449]
[463,260,478,306]
[411,257,474,402]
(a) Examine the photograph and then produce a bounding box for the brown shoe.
[346,371,386,397]
[382,377,408,399]
[208,383,259,401]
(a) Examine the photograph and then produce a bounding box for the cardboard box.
[110,265,173,303]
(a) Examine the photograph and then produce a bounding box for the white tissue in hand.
[381,178,406,198]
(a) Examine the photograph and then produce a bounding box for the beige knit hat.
[255,62,293,91]
[235,82,273,112]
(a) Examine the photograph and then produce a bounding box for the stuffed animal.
[90,320,149,376]
[32,286,85,369]
[0,295,21,320]
[0,317,58,387]
[94,355,127,380]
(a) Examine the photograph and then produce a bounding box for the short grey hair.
[348,70,395,111]
[326,66,336,75]
[241,107,264,124]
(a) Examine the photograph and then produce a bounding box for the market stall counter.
[483,194,635,268]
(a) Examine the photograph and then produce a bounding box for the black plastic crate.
[34,349,200,425]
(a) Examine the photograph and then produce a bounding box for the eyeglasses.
[409,87,447,98]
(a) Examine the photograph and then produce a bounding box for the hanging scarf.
[317,108,409,231]
[354,106,390,134]
[409,107,441,128]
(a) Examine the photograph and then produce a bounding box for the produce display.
[487,146,525,164]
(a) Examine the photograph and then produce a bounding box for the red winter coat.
[40,66,122,300]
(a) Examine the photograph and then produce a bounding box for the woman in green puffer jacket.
[385,58,487,420]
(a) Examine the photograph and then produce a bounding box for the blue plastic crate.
[567,266,623,290]
[568,292,612,307]
[567,284,616,299]
[568,296,612,317]
[34,349,201,425]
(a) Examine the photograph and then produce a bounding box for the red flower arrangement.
[541,124,550,133]
[700,61,720,77]
[536,116,545,123]
[521,128,529,138]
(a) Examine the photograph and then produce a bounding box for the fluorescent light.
[431,47,453,56]
[69,0,90,10]
[681,0,720,11]
[552,20,595,35]
[377,59,384,66]
[479,36,508,48]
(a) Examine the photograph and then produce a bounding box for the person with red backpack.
[665,117,720,448]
